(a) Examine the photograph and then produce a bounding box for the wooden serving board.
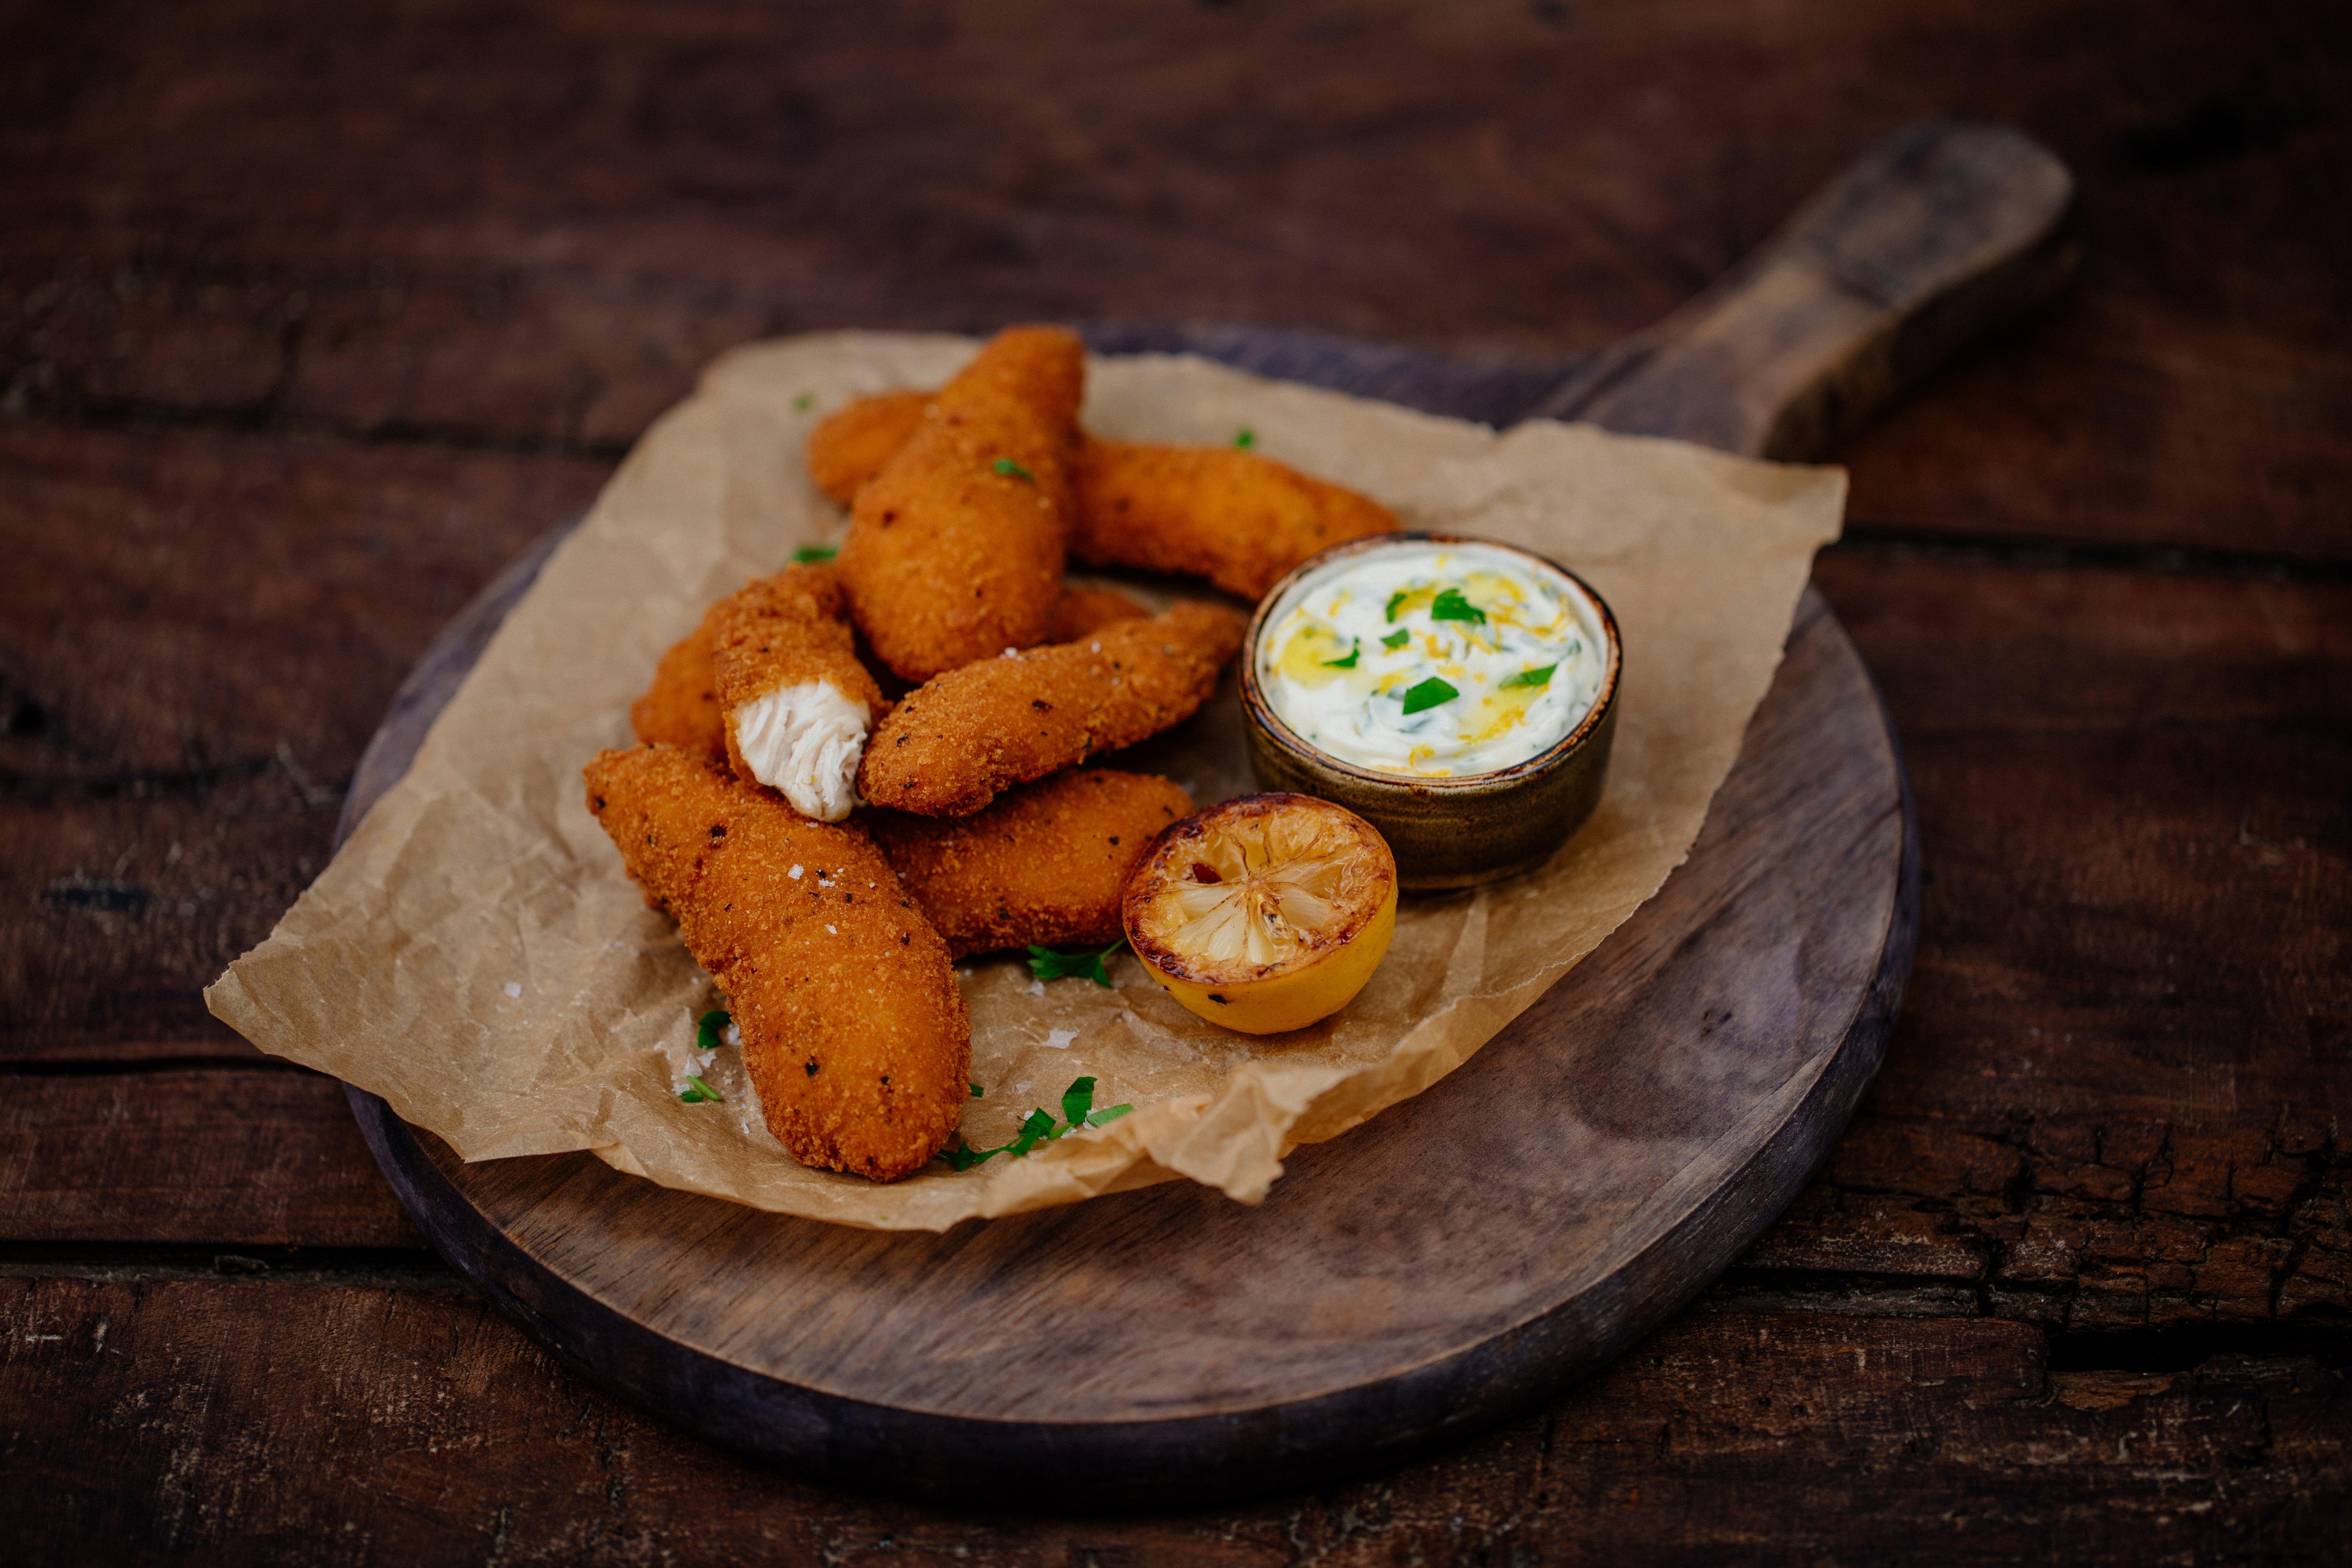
[339,121,2070,1507]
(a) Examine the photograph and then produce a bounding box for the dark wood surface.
[3,1,2346,1561]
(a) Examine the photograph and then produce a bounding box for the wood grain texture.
[0,422,613,1056]
[3,0,2347,1554]
[4,1278,2343,1566]
[3,0,2344,558]
[0,1069,421,1248]
[1536,120,2074,459]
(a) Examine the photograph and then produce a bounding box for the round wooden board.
[338,522,1916,1508]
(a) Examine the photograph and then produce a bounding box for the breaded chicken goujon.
[1072,441,1397,600]
[870,768,1193,957]
[804,389,929,503]
[860,601,1246,818]
[584,743,969,1182]
[834,327,1083,682]
[1046,583,1149,642]
[710,564,885,822]
[809,391,1398,600]
[629,599,728,760]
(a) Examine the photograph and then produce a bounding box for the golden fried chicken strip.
[807,389,928,504]
[709,564,885,822]
[811,390,1398,600]
[584,744,969,1183]
[870,769,1194,958]
[835,327,1083,682]
[629,600,728,761]
[1045,583,1149,643]
[1073,441,1397,600]
[860,601,1246,818]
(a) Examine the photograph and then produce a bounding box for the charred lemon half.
[1121,792,1398,1034]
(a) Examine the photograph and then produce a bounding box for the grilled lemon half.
[1121,793,1398,1034]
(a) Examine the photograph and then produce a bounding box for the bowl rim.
[1241,530,1624,794]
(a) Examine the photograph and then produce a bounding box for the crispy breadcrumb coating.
[807,389,927,505]
[859,601,1245,817]
[623,572,1125,782]
[811,389,1399,601]
[869,769,1194,957]
[584,743,969,1182]
[629,600,728,761]
[1046,583,1149,642]
[834,327,1083,682]
[710,564,885,820]
[1073,441,1397,600]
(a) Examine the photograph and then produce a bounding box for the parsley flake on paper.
[678,1074,723,1104]
[1027,938,1124,987]
[1498,664,1557,690]
[791,543,838,564]
[1234,427,1256,449]
[695,1009,731,1053]
[792,393,815,412]
[1399,676,1460,715]
[943,1075,1135,1171]
[992,457,1035,482]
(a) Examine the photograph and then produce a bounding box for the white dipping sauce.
[1256,541,1608,777]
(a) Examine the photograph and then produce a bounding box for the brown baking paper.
[206,331,1845,1231]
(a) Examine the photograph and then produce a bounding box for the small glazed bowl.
[1241,532,1622,891]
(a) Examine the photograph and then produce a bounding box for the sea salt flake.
[788,864,804,880]
[1042,1029,1076,1051]
[502,981,522,999]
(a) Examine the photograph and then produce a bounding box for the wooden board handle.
[1532,120,2076,458]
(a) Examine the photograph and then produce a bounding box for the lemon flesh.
[1123,793,1398,1035]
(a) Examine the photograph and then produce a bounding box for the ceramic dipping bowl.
[1240,532,1622,891]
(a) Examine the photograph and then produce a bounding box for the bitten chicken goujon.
[709,564,884,822]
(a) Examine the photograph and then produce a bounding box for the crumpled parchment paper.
[206,331,1846,1231]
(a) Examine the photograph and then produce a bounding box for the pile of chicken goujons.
[584,327,1397,1182]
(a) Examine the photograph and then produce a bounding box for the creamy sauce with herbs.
[1256,542,1607,777]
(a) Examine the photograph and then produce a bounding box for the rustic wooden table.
[3,2,2345,1561]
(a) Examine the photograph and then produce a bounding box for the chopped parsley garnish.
[792,393,815,412]
[1399,676,1460,715]
[1234,427,1256,449]
[1385,589,1410,623]
[1429,587,1486,625]
[969,1082,985,1098]
[791,543,838,564]
[678,1074,723,1104]
[943,1075,1134,1171]
[1027,938,1125,987]
[992,457,1035,482]
[1499,664,1557,690]
[1322,640,1360,669]
[1380,628,1411,650]
[695,1009,731,1053]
